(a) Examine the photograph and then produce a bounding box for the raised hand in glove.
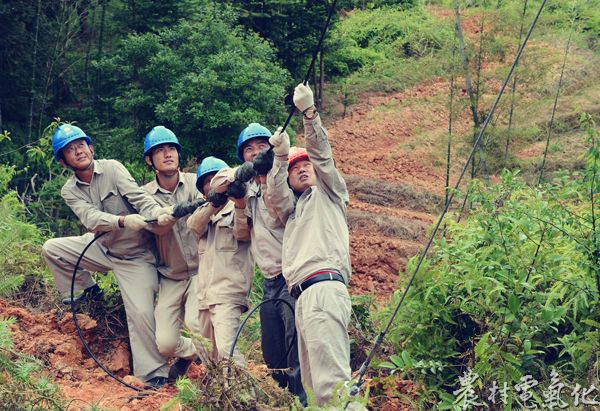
[293,83,314,113]
[235,162,256,183]
[226,179,247,199]
[207,190,228,208]
[253,148,274,176]
[269,126,290,158]
[123,214,148,231]
[173,198,207,218]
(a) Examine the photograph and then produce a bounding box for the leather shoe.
[144,376,169,390]
[62,284,103,305]
[168,358,193,381]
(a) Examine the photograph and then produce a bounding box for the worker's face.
[146,143,179,174]
[60,139,94,171]
[288,159,316,193]
[242,138,270,162]
[202,172,217,195]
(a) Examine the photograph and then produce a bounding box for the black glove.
[207,191,228,208]
[235,162,256,183]
[253,148,274,176]
[172,198,207,218]
[227,180,247,199]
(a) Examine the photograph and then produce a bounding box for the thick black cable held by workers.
[68,232,143,392]
[346,0,549,401]
[68,204,203,391]
[280,0,339,134]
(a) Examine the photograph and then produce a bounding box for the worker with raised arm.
[186,156,253,367]
[209,123,306,404]
[141,126,203,381]
[42,124,171,388]
[266,84,357,407]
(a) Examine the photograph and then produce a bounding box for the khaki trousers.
[295,280,352,406]
[42,233,168,381]
[192,303,245,367]
[155,275,198,360]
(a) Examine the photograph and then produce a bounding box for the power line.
[348,0,550,398]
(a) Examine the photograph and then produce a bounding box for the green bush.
[0,165,51,298]
[326,7,453,77]
[95,4,290,165]
[379,163,599,407]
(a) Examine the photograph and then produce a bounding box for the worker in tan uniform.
[186,156,253,367]
[266,84,356,406]
[141,126,202,381]
[42,124,171,388]
[210,123,306,404]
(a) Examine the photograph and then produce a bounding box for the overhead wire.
[348,0,550,397]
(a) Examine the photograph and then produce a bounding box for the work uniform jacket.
[211,171,284,280]
[187,201,253,310]
[61,159,159,258]
[143,172,200,280]
[267,115,352,290]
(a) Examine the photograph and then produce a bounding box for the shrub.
[379,164,599,408]
[326,7,453,77]
[0,165,50,298]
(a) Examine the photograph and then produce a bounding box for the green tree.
[95,4,290,164]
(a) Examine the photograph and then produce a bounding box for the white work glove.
[293,83,315,113]
[211,167,236,193]
[156,205,176,226]
[155,205,174,216]
[269,127,290,158]
[123,214,148,231]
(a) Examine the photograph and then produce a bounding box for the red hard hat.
[288,146,309,169]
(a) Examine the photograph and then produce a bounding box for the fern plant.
[0,317,65,410]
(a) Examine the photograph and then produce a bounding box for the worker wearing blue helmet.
[210,122,307,404]
[186,156,253,367]
[141,126,202,382]
[42,123,172,388]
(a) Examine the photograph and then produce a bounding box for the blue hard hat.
[196,156,229,193]
[143,126,181,158]
[52,124,92,161]
[236,123,272,162]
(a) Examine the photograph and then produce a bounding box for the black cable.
[280,0,338,133]
[229,297,296,368]
[69,231,142,392]
[348,0,549,397]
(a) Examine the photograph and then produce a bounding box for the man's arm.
[303,114,349,207]
[266,157,296,224]
[61,185,120,232]
[187,203,220,237]
[232,206,251,241]
[112,161,161,217]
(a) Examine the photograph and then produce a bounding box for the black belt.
[290,270,345,299]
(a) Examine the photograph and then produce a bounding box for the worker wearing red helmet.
[266,83,354,407]
[208,123,307,405]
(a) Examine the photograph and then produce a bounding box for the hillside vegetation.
[0,0,599,409]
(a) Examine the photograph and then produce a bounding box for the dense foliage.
[380,119,600,408]
[0,0,599,408]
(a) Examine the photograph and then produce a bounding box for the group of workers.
[41,83,359,408]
